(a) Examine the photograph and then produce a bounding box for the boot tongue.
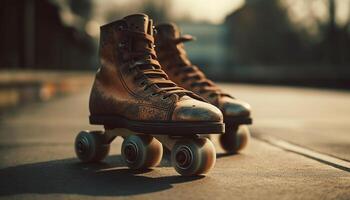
[156,23,180,40]
[122,13,154,62]
[123,13,152,35]
[123,14,159,74]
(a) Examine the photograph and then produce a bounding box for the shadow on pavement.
[216,152,238,158]
[0,155,203,196]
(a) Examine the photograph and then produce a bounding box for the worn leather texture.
[89,14,223,122]
[155,23,251,119]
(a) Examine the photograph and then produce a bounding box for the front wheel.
[171,137,216,176]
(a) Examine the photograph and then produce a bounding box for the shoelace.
[159,35,231,98]
[120,30,201,99]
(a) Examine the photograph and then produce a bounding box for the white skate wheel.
[121,135,163,169]
[171,137,216,176]
[219,125,250,154]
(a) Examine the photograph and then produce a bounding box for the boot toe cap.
[172,98,223,122]
[220,97,251,118]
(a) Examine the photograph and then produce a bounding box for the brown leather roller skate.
[74,14,225,176]
[155,23,252,154]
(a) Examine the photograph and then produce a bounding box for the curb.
[0,70,94,111]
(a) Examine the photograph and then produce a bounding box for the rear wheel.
[75,130,110,162]
[219,125,250,154]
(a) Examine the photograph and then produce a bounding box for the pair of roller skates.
[74,14,252,176]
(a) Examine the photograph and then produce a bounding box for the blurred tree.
[320,0,350,65]
[103,0,170,24]
[225,0,350,67]
[225,0,303,66]
[142,0,170,22]
[0,0,96,70]
[69,0,92,20]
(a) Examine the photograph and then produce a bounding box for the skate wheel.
[219,125,250,154]
[75,130,110,162]
[121,135,163,169]
[171,138,216,176]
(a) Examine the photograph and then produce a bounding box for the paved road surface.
[0,84,349,200]
[220,84,350,161]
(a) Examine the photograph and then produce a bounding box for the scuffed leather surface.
[172,96,223,122]
[218,96,251,118]
[155,23,251,119]
[89,14,223,123]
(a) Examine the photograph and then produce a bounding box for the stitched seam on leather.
[109,46,166,109]
[118,69,171,111]
[113,58,171,111]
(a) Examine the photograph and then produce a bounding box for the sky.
[282,0,350,35]
[93,0,245,24]
[168,0,245,24]
[87,0,350,37]
[93,0,349,24]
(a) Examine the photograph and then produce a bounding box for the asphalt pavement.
[0,83,349,200]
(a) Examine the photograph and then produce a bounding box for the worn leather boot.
[155,23,252,153]
[89,14,224,135]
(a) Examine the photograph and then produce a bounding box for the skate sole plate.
[224,116,252,125]
[89,115,225,135]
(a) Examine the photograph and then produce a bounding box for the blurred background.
[1,1,350,196]
[2,0,350,83]
[0,0,350,110]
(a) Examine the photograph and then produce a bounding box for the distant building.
[224,0,350,87]
[0,0,97,70]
